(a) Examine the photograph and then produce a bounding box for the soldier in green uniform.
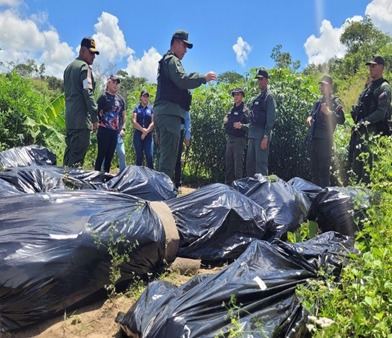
[63,37,99,168]
[306,75,345,187]
[246,68,276,177]
[223,87,249,185]
[350,55,391,183]
[154,30,216,181]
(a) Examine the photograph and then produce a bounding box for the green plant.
[92,222,138,299]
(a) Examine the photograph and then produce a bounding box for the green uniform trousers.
[246,138,270,177]
[155,114,182,181]
[63,128,91,168]
[225,135,246,185]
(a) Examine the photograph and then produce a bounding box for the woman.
[94,75,126,173]
[132,90,154,169]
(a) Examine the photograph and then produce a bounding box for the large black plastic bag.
[116,232,354,338]
[287,177,323,206]
[307,186,371,237]
[0,190,166,332]
[105,165,176,201]
[0,176,22,197]
[0,145,57,168]
[165,183,267,263]
[0,165,98,193]
[232,175,309,240]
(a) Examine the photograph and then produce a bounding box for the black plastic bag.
[105,165,176,201]
[307,186,371,236]
[232,175,309,240]
[165,183,267,263]
[287,176,323,206]
[0,190,166,332]
[116,232,354,338]
[0,145,57,168]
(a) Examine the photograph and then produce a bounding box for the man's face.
[319,82,331,96]
[81,47,96,65]
[369,63,383,79]
[173,39,187,60]
[257,77,268,91]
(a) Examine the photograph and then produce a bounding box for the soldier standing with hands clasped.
[223,87,249,185]
[306,75,345,187]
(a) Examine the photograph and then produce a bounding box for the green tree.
[271,44,301,72]
[217,71,244,84]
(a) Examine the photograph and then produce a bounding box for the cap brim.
[365,61,377,65]
[183,40,193,49]
[89,48,100,55]
[318,81,330,85]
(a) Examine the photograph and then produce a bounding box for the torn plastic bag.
[165,183,267,263]
[0,190,167,332]
[116,232,354,338]
[232,175,309,240]
[287,177,323,206]
[0,145,56,169]
[0,165,97,193]
[104,165,176,201]
[307,186,371,237]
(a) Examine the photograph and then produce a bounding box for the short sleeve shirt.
[97,92,126,131]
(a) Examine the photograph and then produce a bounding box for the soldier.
[63,37,99,168]
[246,68,276,177]
[306,75,345,187]
[223,87,249,185]
[154,30,216,181]
[349,55,391,183]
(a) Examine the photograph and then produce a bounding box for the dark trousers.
[225,135,246,185]
[174,130,185,188]
[310,137,333,187]
[94,127,118,173]
[64,128,91,167]
[133,132,154,169]
[155,114,182,180]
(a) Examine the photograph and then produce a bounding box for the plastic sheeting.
[0,145,57,168]
[287,177,323,206]
[116,232,354,338]
[0,166,97,193]
[0,190,166,332]
[105,165,177,201]
[165,183,268,263]
[308,186,371,237]
[232,175,309,239]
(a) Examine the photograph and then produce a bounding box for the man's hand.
[306,116,313,128]
[233,121,242,129]
[92,122,98,132]
[320,103,332,115]
[205,71,217,82]
[184,138,190,146]
[260,136,268,150]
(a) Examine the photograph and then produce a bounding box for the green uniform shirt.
[154,52,206,119]
[248,89,277,140]
[364,79,391,124]
[64,57,98,130]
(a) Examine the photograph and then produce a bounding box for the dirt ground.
[1,187,203,338]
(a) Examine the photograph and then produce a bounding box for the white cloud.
[0,9,74,77]
[304,17,363,65]
[366,0,392,35]
[125,47,161,83]
[232,37,252,66]
[0,0,21,7]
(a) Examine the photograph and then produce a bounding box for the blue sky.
[0,0,391,83]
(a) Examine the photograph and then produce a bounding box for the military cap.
[81,37,99,55]
[318,74,333,86]
[172,30,193,49]
[140,89,150,97]
[108,74,120,84]
[255,67,269,79]
[231,87,245,97]
[365,55,385,66]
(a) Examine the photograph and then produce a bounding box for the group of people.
[63,32,391,190]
